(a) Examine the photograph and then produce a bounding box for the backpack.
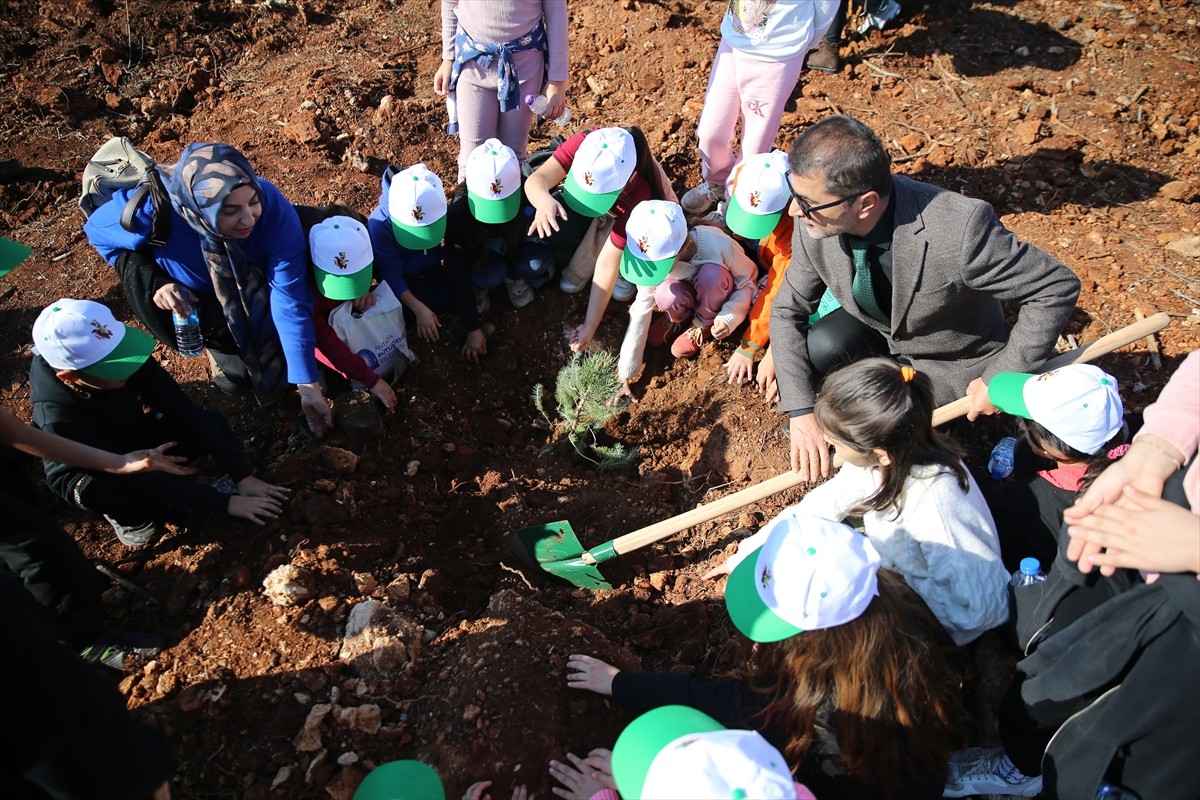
[79,136,171,246]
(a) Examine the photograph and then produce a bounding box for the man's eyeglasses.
[786,174,860,218]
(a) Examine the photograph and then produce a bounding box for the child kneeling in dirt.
[613,201,757,397]
[30,299,289,548]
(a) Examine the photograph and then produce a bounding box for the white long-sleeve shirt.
[730,461,1011,645]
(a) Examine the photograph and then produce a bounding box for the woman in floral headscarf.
[85,142,332,437]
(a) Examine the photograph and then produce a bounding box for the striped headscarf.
[163,143,286,391]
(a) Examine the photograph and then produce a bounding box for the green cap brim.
[468,190,520,224]
[0,236,33,278]
[612,706,725,799]
[725,200,782,240]
[80,325,156,381]
[352,760,445,800]
[315,263,373,301]
[724,544,806,643]
[391,216,447,251]
[987,372,1035,419]
[562,168,620,218]
[620,251,673,287]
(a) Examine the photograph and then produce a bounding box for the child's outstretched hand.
[462,329,487,364]
[549,752,612,800]
[702,557,735,581]
[565,654,618,696]
[726,352,755,386]
[463,782,531,800]
[711,318,731,340]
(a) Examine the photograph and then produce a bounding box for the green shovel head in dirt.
[510,520,620,590]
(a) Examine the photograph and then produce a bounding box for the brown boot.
[805,39,841,73]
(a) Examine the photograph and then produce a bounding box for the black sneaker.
[79,629,167,672]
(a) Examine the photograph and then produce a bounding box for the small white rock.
[337,751,359,766]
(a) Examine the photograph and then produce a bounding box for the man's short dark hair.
[789,115,893,198]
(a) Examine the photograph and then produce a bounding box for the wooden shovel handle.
[612,313,1170,558]
[931,312,1170,427]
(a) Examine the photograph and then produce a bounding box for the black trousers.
[807,307,890,376]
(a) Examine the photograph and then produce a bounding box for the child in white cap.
[29,299,289,548]
[565,511,963,800]
[982,363,1128,570]
[366,163,490,364]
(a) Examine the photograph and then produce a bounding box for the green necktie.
[849,237,887,323]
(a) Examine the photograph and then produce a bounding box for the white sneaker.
[612,275,637,303]
[505,277,534,309]
[559,273,589,294]
[943,747,1043,798]
[703,200,728,228]
[681,181,724,215]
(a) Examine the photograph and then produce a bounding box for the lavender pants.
[453,48,544,181]
[653,263,733,328]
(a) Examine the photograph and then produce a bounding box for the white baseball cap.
[612,706,812,800]
[309,216,374,300]
[388,163,448,250]
[620,200,688,287]
[562,127,637,217]
[725,509,882,642]
[725,150,791,239]
[988,364,1124,455]
[465,139,522,224]
[32,298,156,381]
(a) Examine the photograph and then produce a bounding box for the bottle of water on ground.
[173,305,203,358]
[1010,557,1046,588]
[1095,781,1139,799]
[525,93,571,126]
[988,436,1018,479]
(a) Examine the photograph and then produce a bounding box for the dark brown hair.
[815,357,968,516]
[739,570,964,798]
[1024,418,1129,492]
[788,115,893,199]
[625,125,668,201]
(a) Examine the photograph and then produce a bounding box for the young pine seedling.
[532,351,638,471]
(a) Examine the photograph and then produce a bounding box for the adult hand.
[965,377,998,422]
[711,318,731,340]
[298,384,332,439]
[351,292,377,314]
[568,323,594,354]
[115,442,195,476]
[565,654,618,696]
[549,753,610,800]
[414,305,441,342]
[790,413,830,482]
[433,59,453,95]
[726,352,755,386]
[152,282,198,316]
[529,196,567,239]
[369,379,397,413]
[1064,436,1181,569]
[236,475,290,502]
[1066,485,1200,578]
[462,329,487,364]
[227,494,283,525]
[543,79,567,120]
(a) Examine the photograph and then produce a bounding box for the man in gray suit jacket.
[770,116,1080,481]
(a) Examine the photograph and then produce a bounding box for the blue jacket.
[366,170,445,299]
[83,180,319,385]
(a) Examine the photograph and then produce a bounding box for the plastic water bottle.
[525,93,571,125]
[1095,781,1138,799]
[1010,557,1046,588]
[988,436,1018,480]
[173,305,203,358]
[857,0,901,33]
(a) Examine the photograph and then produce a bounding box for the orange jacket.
[735,215,793,361]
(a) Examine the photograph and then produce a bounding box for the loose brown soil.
[1,1,1197,797]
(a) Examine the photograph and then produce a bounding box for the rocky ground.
[0,0,1197,797]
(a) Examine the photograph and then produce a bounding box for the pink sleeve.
[1137,349,1200,511]
[587,790,621,800]
[440,0,458,61]
[794,782,818,800]
[543,0,570,82]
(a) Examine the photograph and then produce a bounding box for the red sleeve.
[550,130,589,171]
[608,176,652,249]
[736,216,794,360]
[312,292,381,389]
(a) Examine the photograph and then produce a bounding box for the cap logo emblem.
[411,205,424,223]
[90,320,113,340]
[1035,370,1058,382]
[748,190,761,208]
[583,171,594,187]
[490,178,503,195]
[334,252,349,270]
[760,565,772,588]
[636,235,650,255]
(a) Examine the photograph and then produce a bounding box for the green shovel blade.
[509,520,613,590]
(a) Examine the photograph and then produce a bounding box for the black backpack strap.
[120,168,172,247]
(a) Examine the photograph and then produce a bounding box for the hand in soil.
[568,323,594,353]
[726,351,754,385]
[117,441,195,476]
[413,304,442,341]
[565,654,618,696]
[236,475,290,502]
[298,385,333,438]
[227,494,283,525]
[613,380,636,405]
[370,378,397,413]
[462,329,487,364]
[701,557,734,581]
[548,751,613,800]
[463,780,531,800]
[756,347,779,404]
[789,413,832,482]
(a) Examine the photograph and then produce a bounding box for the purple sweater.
[440,0,569,82]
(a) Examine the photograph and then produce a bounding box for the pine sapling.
[533,351,638,471]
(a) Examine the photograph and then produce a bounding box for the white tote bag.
[327,282,414,381]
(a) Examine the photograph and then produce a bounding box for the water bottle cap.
[524,93,536,105]
[1019,557,1041,576]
